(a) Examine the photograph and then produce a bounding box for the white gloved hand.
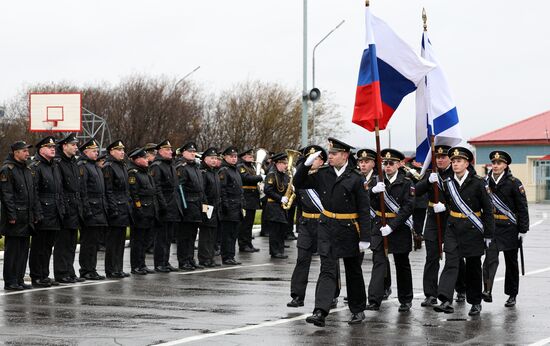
[428,172,439,184]
[359,241,370,252]
[305,151,322,166]
[518,233,527,241]
[433,202,446,213]
[484,238,492,248]
[371,182,386,194]
[281,196,289,204]
[380,225,393,236]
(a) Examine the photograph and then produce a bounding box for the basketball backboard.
[29,93,82,132]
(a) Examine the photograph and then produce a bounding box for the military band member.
[28,137,64,287]
[128,148,157,275]
[143,143,157,163]
[218,146,244,265]
[294,138,369,327]
[433,147,494,316]
[367,149,415,312]
[482,150,529,307]
[237,148,262,253]
[77,139,108,280]
[103,140,132,278]
[150,140,183,272]
[176,141,206,270]
[199,147,222,267]
[55,133,85,284]
[263,153,290,259]
[1,141,41,290]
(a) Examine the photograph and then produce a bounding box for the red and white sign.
[29,93,82,132]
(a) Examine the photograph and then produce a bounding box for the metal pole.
[301,0,308,147]
[175,65,201,90]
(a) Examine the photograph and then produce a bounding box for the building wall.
[474,145,550,164]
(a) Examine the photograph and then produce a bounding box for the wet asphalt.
[1,204,549,346]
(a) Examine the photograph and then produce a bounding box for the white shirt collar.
[333,161,348,177]
[386,172,398,184]
[365,170,373,182]
[492,172,504,185]
[454,170,469,187]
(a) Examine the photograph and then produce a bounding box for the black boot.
[305,310,326,327]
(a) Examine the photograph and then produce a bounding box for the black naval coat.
[201,163,221,228]
[293,162,370,258]
[238,161,262,210]
[128,162,158,229]
[150,156,183,223]
[218,160,244,222]
[31,153,64,231]
[415,165,453,241]
[102,155,132,227]
[176,159,206,223]
[78,154,108,227]
[441,171,494,257]
[486,169,529,251]
[296,186,323,252]
[0,154,41,237]
[370,171,415,254]
[263,169,290,224]
[58,152,84,229]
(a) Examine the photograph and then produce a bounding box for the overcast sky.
[1,0,549,151]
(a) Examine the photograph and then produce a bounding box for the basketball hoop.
[29,93,82,132]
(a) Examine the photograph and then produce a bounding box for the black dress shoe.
[330,298,338,309]
[141,267,155,274]
[421,296,438,307]
[398,302,412,312]
[305,310,326,327]
[131,268,147,275]
[155,266,171,273]
[45,278,59,286]
[383,287,392,300]
[252,247,260,252]
[191,260,204,269]
[179,263,195,271]
[468,304,482,316]
[271,253,288,259]
[72,276,86,283]
[481,291,492,303]
[32,279,51,288]
[4,284,23,291]
[82,272,102,280]
[348,311,365,325]
[505,295,516,307]
[456,292,466,303]
[121,272,130,278]
[240,246,256,253]
[222,259,240,265]
[106,273,122,279]
[57,277,76,284]
[366,302,380,311]
[19,283,33,290]
[166,264,180,272]
[434,301,454,314]
[93,273,106,280]
[287,297,304,308]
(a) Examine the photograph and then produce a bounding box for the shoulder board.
[128,168,138,174]
[150,161,161,167]
[79,166,85,176]
[103,161,113,167]
[31,161,40,167]
[508,176,516,182]
[473,174,483,180]
[77,160,85,166]
[402,176,412,181]
[350,169,362,177]
[6,163,14,170]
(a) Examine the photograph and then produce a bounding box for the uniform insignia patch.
[240,167,246,173]
[0,173,7,182]
[129,176,136,185]
[135,200,141,208]
[80,167,84,176]
[219,173,225,180]
[519,184,525,195]
[267,177,274,185]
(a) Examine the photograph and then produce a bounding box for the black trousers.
[131,226,153,270]
[177,222,199,266]
[438,250,482,305]
[154,222,174,268]
[423,239,441,298]
[3,236,30,286]
[290,247,342,300]
[238,209,256,249]
[368,245,413,305]
[221,221,239,261]
[29,229,56,281]
[79,226,105,275]
[54,228,78,279]
[198,225,217,263]
[456,257,467,294]
[267,221,286,256]
[483,247,519,296]
[315,254,366,314]
[105,226,126,275]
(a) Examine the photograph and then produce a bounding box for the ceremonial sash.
[305,189,324,213]
[383,190,414,230]
[485,178,517,225]
[445,178,484,233]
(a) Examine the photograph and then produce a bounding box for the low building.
[468,110,550,202]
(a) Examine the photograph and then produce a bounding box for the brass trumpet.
[282,149,301,210]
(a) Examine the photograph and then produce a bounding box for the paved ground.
[1,204,550,345]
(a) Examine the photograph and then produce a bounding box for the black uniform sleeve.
[79,163,92,217]
[102,165,118,217]
[354,174,371,242]
[479,178,495,239]
[264,172,284,202]
[128,170,141,209]
[150,164,167,213]
[218,167,229,211]
[293,163,317,190]
[387,179,415,231]
[512,178,529,234]
[415,175,430,196]
[239,165,263,185]
[31,168,42,222]
[0,167,17,221]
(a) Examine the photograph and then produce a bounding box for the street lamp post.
[311,19,345,143]
[174,65,201,90]
[301,0,308,148]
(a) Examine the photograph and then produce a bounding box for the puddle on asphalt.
[237,277,284,281]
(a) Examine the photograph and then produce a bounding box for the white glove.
[359,241,370,252]
[433,202,446,213]
[281,196,289,204]
[428,172,439,184]
[518,233,527,241]
[305,151,322,166]
[371,182,386,194]
[484,238,492,248]
[380,225,393,236]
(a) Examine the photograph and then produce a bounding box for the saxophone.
[281,149,301,210]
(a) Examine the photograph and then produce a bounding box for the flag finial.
[422,8,428,32]
[366,0,370,7]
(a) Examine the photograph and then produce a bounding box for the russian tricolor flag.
[353,6,435,132]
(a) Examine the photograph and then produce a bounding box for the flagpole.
[423,8,444,260]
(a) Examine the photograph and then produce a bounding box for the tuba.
[282,149,301,210]
[402,164,423,181]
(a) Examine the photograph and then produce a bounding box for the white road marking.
[154,265,550,345]
[172,263,273,275]
[529,336,550,346]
